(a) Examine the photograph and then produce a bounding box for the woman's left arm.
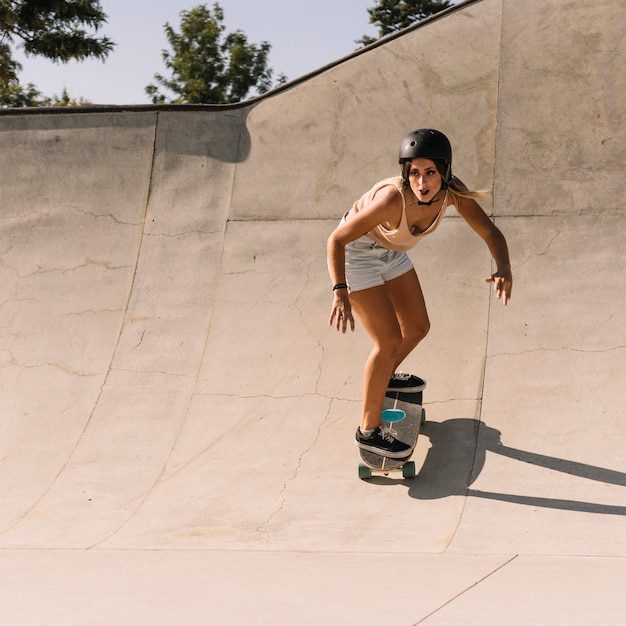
[456,196,512,305]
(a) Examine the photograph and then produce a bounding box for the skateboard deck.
[358,389,425,479]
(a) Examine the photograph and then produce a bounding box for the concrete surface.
[0,0,624,623]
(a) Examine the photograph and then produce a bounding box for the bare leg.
[349,269,430,431]
[349,285,401,430]
[386,269,430,369]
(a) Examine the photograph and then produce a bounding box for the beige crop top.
[346,177,454,252]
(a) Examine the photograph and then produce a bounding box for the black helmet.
[398,129,452,188]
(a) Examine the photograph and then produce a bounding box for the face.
[408,158,443,203]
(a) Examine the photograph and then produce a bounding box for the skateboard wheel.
[358,464,372,479]
[421,408,426,425]
[402,461,416,479]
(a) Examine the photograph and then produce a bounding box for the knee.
[376,332,404,363]
[407,318,430,346]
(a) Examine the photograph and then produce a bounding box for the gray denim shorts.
[344,234,414,292]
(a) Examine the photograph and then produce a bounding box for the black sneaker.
[387,372,426,393]
[355,426,412,458]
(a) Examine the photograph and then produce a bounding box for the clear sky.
[13,0,385,105]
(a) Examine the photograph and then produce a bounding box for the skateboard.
[358,388,426,479]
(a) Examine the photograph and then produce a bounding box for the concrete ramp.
[1,0,625,623]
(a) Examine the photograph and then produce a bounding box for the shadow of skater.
[407,419,626,516]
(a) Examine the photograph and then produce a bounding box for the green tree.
[50,86,91,106]
[0,80,49,106]
[358,0,453,46]
[0,0,113,106]
[146,3,285,105]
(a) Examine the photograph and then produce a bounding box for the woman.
[327,129,512,458]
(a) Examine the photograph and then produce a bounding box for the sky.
[13,0,384,105]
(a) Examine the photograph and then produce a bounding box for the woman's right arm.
[327,233,354,333]
[327,186,402,332]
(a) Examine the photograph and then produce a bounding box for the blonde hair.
[447,175,488,200]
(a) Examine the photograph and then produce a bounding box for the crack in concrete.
[489,345,626,359]
[413,555,519,624]
[143,229,219,239]
[17,258,130,278]
[515,228,561,270]
[0,361,105,377]
[253,396,334,545]
[72,206,142,227]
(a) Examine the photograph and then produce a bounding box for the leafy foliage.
[146,3,284,105]
[0,79,47,106]
[358,0,453,46]
[0,0,113,106]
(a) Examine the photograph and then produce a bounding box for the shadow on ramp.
[369,419,626,516]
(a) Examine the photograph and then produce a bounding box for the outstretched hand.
[329,292,355,333]
[485,270,512,306]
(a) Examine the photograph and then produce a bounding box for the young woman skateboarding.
[327,128,512,458]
